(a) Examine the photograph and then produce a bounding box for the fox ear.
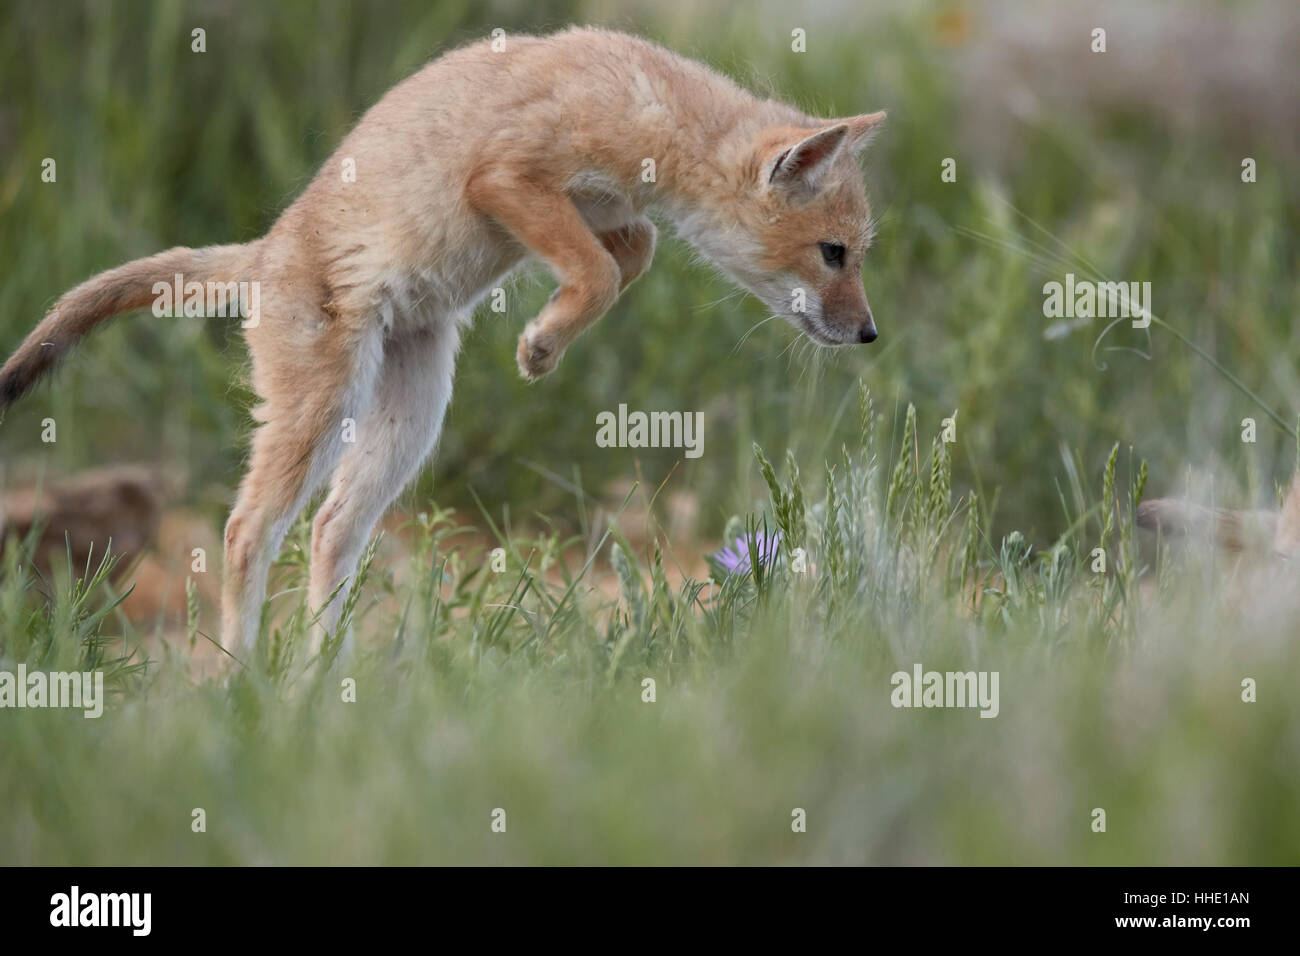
[839,110,887,155]
[767,124,849,191]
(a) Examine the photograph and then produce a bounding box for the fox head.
[692,111,887,346]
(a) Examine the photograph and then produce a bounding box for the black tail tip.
[0,366,35,412]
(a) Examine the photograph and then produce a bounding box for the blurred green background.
[2,0,1300,868]
[3,0,1297,543]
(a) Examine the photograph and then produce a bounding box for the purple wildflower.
[712,530,782,576]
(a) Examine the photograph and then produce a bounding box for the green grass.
[3,393,1298,864]
[2,1,1299,864]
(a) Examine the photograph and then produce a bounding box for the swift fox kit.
[0,27,887,655]
[1139,474,1300,556]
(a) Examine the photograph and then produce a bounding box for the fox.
[1138,474,1300,557]
[0,26,887,657]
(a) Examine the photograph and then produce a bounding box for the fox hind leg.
[307,323,460,655]
[221,328,383,660]
[222,411,343,660]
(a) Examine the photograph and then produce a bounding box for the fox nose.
[857,300,878,343]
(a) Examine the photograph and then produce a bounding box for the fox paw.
[517,326,560,381]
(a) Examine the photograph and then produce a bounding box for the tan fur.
[0,244,253,407]
[1138,473,1300,556]
[0,27,887,657]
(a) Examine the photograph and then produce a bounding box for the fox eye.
[819,242,846,268]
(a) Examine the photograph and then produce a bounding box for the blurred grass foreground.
[2,1,1299,863]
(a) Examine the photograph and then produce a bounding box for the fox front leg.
[467,168,625,380]
[600,216,657,293]
[516,217,655,377]
[511,217,656,377]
